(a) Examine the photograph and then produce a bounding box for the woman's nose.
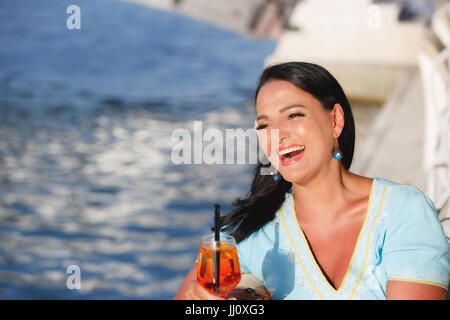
[266,127,288,154]
[277,126,289,145]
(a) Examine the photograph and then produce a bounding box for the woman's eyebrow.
[256,114,268,121]
[256,104,307,120]
[279,104,307,113]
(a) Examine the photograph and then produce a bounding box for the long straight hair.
[220,62,355,243]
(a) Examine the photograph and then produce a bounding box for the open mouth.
[278,145,305,165]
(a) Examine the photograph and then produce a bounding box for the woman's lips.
[278,144,305,166]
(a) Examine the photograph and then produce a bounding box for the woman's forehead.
[256,80,320,114]
[257,80,300,99]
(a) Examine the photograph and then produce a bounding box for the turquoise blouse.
[233,177,450,299]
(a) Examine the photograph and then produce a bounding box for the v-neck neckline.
[284,178,376,294]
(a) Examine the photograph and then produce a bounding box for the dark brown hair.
[221,62,355,243]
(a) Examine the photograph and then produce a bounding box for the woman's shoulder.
[373,177,438,222]
[374,177,433,204]
[235,211,282,254]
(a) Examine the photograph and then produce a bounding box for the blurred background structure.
[0,0,448,299]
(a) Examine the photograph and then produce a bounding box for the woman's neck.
[291,164,356,225]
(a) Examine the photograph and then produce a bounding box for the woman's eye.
[288,112,305,119]
[255,124,268,130]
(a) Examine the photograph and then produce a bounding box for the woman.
[174,62,450,300]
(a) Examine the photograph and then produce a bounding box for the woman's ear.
[331,103,345,139]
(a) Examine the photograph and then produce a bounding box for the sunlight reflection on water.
[0,0,380,299]
[0,0,277,299]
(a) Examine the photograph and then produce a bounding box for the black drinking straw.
[213,204,220,293]
[214,204,220,242]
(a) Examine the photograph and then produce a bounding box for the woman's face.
[255,79,344,184]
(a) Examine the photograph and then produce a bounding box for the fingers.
[184,281,226,300]
[194,283,226,300]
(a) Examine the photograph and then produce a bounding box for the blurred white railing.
[418,2,450,241]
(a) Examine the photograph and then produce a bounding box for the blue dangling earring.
[333,148,343,160]
[272,171,282,182]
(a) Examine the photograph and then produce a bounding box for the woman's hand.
[174,279,225,300]
[173,264,225,300]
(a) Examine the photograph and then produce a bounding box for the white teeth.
[279,145,305,155]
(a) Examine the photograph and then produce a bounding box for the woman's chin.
[279,171,303,184]
[279,163,312,185]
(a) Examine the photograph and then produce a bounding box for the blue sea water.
[0,0,276,299]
